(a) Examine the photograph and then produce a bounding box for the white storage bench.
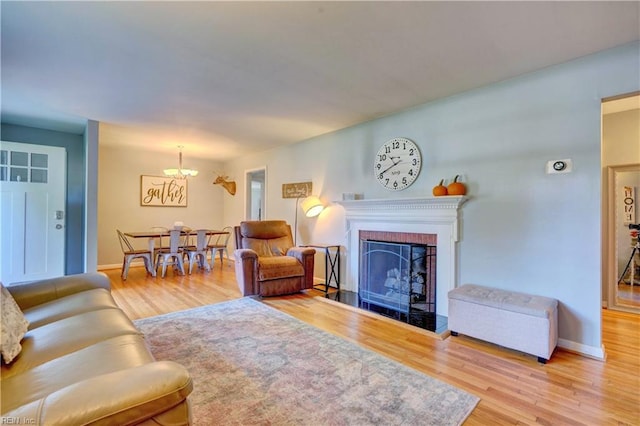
[448,284,558,363]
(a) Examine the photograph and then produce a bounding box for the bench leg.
[537,357,547,364]
[450,331,459,336]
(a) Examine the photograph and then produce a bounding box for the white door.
[0,142,66,285]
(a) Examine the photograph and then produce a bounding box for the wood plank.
[105,264,640,424]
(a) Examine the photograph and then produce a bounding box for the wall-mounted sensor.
[546,159,572,174]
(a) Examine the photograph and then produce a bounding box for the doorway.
[0,141,67,284]
[245,167,266,221]
[602,92,640,313]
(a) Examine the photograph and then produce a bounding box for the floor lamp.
[294,195,324,245]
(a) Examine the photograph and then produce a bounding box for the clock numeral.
[393,141,400,149]
[402,177,407,185]
[379,173,384,180]
[409,148,414,155]
[408,169,413,176]
[378,154,387,162]
[412,159,417,166]
[385,146,391,154]
[393,180,398,188]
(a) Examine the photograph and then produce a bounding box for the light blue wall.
[223,42,640,354]
[1,123,86,274]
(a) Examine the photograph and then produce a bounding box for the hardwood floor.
[105,263,640,425]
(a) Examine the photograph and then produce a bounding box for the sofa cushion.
[0,334,155,414]
[1,283,30,364]
[5,361,192,426]
[257,256,304,281]
[23,288,120,330]
[2,308,142,378]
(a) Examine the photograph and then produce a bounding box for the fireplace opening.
[360,240,436,314]
[360,238,439,327]
[326,232,447,334]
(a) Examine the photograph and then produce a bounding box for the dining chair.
[117,230,155,280]
[208,226,233,268]
[155,229,187,278]
[150,226,170,263]
[178,225,194,252]
[184,229,212,274]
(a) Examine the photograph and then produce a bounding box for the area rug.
[134,297,479,425]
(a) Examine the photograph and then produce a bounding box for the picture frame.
[282,181,312,199]
[140,175,187,207]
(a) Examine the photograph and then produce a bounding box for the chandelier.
[163,145,198,179]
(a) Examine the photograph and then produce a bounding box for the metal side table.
[302,244,341,293]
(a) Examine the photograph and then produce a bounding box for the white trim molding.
[558,339,606,361]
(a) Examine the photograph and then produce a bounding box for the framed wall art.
[140,175,187,207]
[282,181,312,199]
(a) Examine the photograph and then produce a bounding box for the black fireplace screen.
[359,240,436,316]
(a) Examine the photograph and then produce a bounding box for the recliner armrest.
[234,249,259,295]
[286,247,316,263]
[5,361,193,426]
[7,272,112,310]
[234,248,258,260]
[287,247,316,289]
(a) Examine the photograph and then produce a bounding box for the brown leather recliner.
[234,220,315,296]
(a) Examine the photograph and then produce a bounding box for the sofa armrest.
[5,361,193,426]
[7,272,111,310]
[234,249,259,296]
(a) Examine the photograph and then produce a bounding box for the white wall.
[97,144,226,266]
[222,43,640,355]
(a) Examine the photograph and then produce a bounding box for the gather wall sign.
[140,175,187,207]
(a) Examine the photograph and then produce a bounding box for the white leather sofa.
[1,272,193,425]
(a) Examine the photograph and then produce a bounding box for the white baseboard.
[98,263,122,271]
[558,338,606,361]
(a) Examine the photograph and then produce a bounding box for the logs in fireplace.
[359,239,436,319]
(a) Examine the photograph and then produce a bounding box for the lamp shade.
[301,195,324,217]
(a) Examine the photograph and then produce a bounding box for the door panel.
[0,142,66,284]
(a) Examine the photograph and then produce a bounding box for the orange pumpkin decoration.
[432,179,448,196]
[447,175,467,196]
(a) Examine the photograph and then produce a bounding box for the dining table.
[124,229,229,269]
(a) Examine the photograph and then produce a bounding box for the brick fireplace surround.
[335,196,468,317]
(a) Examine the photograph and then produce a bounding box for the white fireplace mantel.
[335,196,469,317]
[336,195,467,211]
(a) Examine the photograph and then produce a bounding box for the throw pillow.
[1,283,30,364]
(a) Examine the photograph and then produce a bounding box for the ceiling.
[2,1,639,161]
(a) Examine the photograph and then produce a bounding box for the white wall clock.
[374,137,422,191]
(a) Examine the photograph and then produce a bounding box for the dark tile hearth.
[325,290,449,335]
